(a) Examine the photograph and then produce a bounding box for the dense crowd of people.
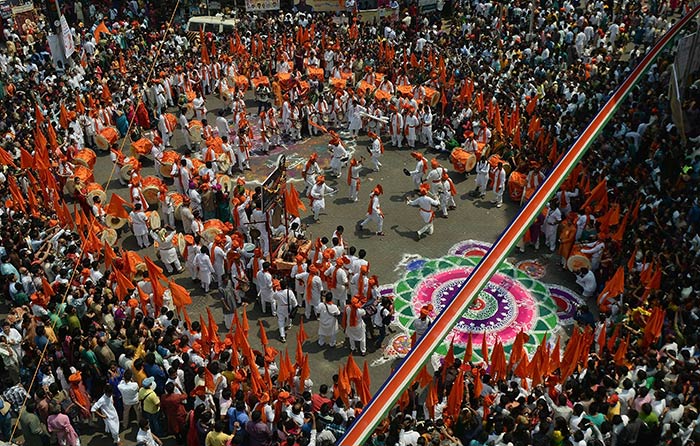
[0,0,699,445]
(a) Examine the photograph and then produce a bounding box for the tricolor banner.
[339,6,700,445]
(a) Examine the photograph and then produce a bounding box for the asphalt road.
[12,91,580,446]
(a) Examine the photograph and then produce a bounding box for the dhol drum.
[130,138,154,159]
[86,182,106,204]
[160,150,180,178]
[508,171,526,203]
[206,137,224,155]
[450,148,476,174]
[73,148,97,169]
[217,153,232,174]
[216,174,233,193]
[142,176,165,205]
[567,245,592,272]
[147,211,161,230]
[189,120,203,145]
[95,127,119,151]
[99,228,118,246]
[120,158,139,183]
[424,87,440,107]
[192,159,205,176]
[173,232,187,256]
[64,165,95,195]
[164,113,178,131]
[106,214,129,230]
[171,193,186,220]
[202,219,228,243]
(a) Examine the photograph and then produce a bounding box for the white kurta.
[310,183,335,213]
[91,394,120,440]
[130,211,149,236]
[316,301,340,337]
[157,231,179,264]
[344,306,366,342]
[194,252,215,285]
[329,144,348,173]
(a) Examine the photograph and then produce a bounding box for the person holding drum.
[328,133,348,178]
[153,227,183,274]
[543,199,563,251]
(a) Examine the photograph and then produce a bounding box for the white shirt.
[117,380,139,405]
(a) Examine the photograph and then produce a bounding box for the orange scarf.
[305,271,316,302]
[70,383,90,409]
[367,194,377,215]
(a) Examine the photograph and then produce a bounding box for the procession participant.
[295,264,323,321]
[302,153,321,196]
[157,111,175,148]
[325,257,350,309]
[426,158,448,197]
[419,104,433,148]
[317,293,341,348]
[367,131,383,172]
[522,161,545,204]
[348,98,366,138]
[472,157,490,198]
[290,255,307,303]
[404,107,420,148]
[581,234,607,271]
[308,176,336,222]
[177,108,192,151]
[152,227,183,274]
[271,279,297,343]
[171,158,191,195]
[234,127,251,172]
[328,132,348,178]
[491,161,507,208]
[251,201,270,257]
[406,151,429,190]
[192,91,207,120]
[412,305,433,339]
[406,184,440,240]
[438,172,457,218]
[358,185,384,236]
[390,106,404,149]
[256,261,275,316]
[185,235,199,281]
[228,251,246,307]
[312,96,330,136]
[92,196,106,224]
[129,203,150,249]
[347,157,363,202]
[193,246,216,293]
[343,297,367,356]
[576,207,597,241]
[180,198,195,235]
[209,236,227,289]
[543,199,563,253]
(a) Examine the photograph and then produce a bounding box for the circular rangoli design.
[448,239,493,257]
[391,255,559,362]
[516,259,547,279]
[548,285,583,326]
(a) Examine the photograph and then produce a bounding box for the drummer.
[91,196,106,225]
[152,227,183,274]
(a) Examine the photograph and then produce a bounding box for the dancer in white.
[407,184,440,240]
[358,185,385,236]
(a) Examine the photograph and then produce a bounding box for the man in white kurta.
[325,258,349,309]
[474,158,490,198]
[316,293,341,347]
[302,154,321,196]
[404,111,420,148]
[359,186,384,236]
[344,298,367,355]
[408,152,428,190]
[368,132,383,172]
[209,241,227,288]
[256,262,275,315]
[153,228,182,273]
[272,281,298,342]
[407,187,440,239]
[193,247,215,292]
[347,158,362,202]
[491,162,507,208]
[420,106,433,147]
[390,109,404,148]
[426,159,448,197]
[130,204,150,248]
[91,387,121,445]
[543,201,562,252]
[309,177,335,221]
[328,140,348,177]
[296,265,323,320]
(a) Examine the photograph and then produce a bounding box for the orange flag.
[298,318,309,344]
[612,211,629,242]
[582,179,608,213]
[473,367,483,397]
[47,122,58,150]
[464,332,473,364]
[597,266,624,310]
[106,193,131,219]
[137,285,150,315]
[345,354,362,381]
[549,336,561,375]
[480,334,489,365]
[525,95,538,115]
[114,269,135,299]
[259,320,269,346]
[144,256,166,309]
[204,367,215,392]
[490,340,507,382]
[75,94,85,115]
[0,147,16,167]
[104,241,116,270]
[58,103,69,130]
[207,307,220,345]
[42,277,55,297]
[182,307,192,331]
[169,280,192,311]
[19,148,34,169]
[613,334,629,366]
[425,382,438,418]
[241,307,249,334]
[199,315,210,351]
[34,104,45,127]
[415,365,433,388]
[284,183,307,218]
[642,307,665,347]
[446,370,464,419]
[597,321,607,354]
[94,21,110,43]
[607,324,620,352]
[359,361,372,406]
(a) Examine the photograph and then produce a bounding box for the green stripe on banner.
[339,6,700,445]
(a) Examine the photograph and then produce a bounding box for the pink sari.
[47,413,79,446]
